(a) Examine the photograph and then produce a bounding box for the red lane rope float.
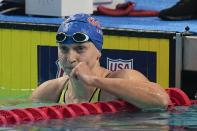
[0,115,7,126]
[0,88,197,126]
[25,108,49,121]
[53,105,77,118]
[10,109,35,122]
[166,88,191,106]
[0,110,20,125]
[191,100,197,105]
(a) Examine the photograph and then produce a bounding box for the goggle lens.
[56,32,66,43]
[56,32,89,43]
[73,32,88,42]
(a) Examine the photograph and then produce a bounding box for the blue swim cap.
[57,13,103,51]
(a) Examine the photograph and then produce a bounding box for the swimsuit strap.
[58,78,69,103]
[105,72,112,78]
[89,71,112,102]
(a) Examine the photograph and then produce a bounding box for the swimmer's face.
[58,41,101,73]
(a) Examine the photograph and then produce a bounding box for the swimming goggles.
[56,32,89,43]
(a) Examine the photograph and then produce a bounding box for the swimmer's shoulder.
[31,76,69,102]
[38,75,69,89]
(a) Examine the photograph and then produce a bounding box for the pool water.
[0,104,197,131]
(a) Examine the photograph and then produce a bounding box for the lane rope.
[0,88,196,126]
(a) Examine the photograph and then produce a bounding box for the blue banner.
[38,46,156,84]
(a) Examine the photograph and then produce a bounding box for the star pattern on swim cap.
[87,17,101,28]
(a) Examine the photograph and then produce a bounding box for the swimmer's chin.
[61,65,73,70]
[61,67,73,75]
[65,67,73,70]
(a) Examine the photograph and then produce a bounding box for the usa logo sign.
[107,58,133,71]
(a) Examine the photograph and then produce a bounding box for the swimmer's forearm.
[91,77,170,109]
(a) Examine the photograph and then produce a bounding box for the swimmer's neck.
[66,67,109,102]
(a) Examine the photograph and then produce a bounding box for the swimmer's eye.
[74,45,86,53]
[59,46,69,53]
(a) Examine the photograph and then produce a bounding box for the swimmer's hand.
[70,62,94,86]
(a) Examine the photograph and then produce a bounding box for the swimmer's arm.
[89,70,170,109]
[30,77,68,102]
